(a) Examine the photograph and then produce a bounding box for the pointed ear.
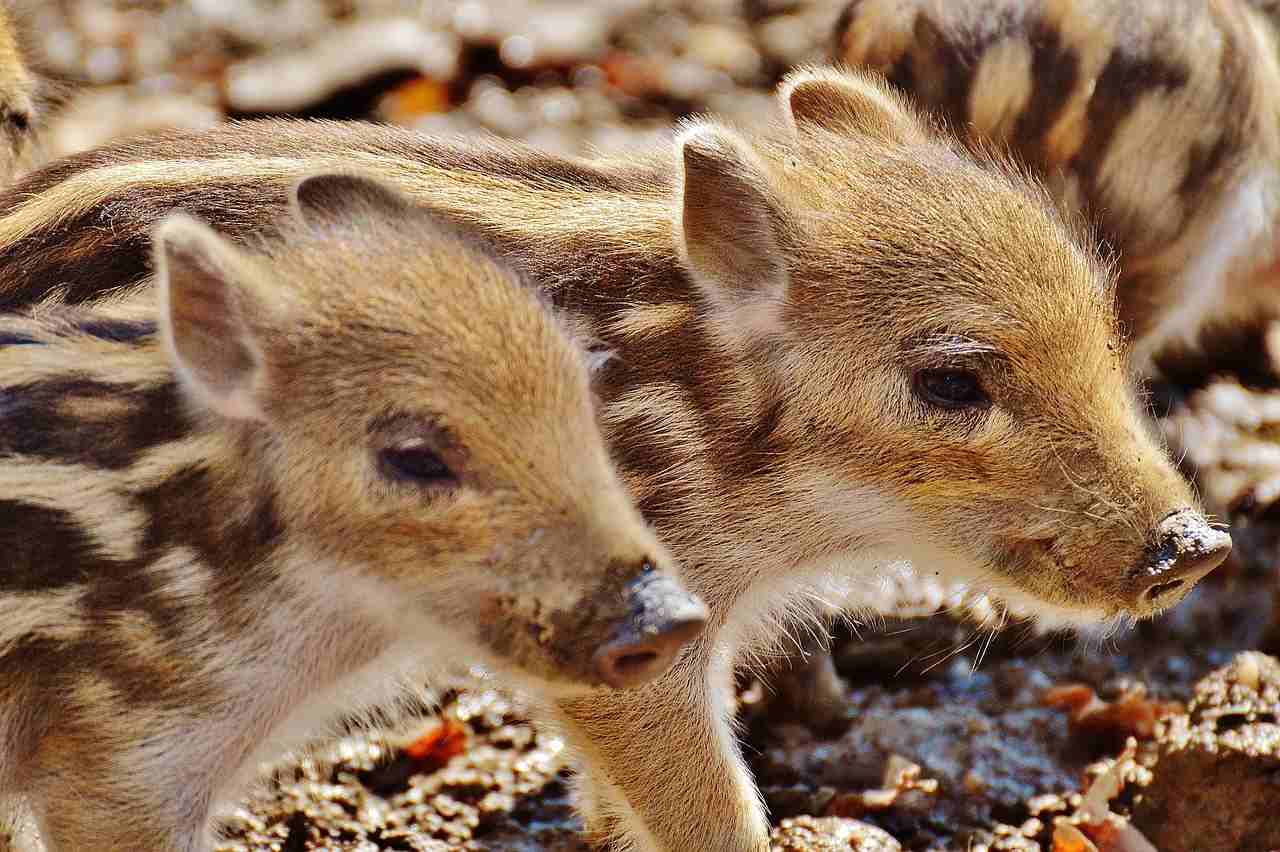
[676,124,789,341]
[290,172,416,233]
[780,67,926,143]
[154,214,269,422]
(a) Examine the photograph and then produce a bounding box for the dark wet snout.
[593,570,708,689]
[1134,509,1232,611]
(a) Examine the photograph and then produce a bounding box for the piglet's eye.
[914,368,990,411]
[379,439,457,486]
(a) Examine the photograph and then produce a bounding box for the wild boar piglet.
[0,173,706,852]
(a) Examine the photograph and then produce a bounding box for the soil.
[207,566,1280,851]
[9,1,1280,850]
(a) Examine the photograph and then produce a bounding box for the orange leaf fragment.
[601,50,661,96]
[380,76,450,123]
[404,717,469,770]
[1053,821,1100,852]
[1083,820,1122,848]
[1043,683,1181,743]
[1043,684,1100,715]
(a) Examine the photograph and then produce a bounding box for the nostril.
[1137,512,1233,609]
[593,638,671,689]
[1141,578,1185,604]
[617,649,658,667]
[594,615,706,689]
[597,568,708,688]
[610,649,660,678]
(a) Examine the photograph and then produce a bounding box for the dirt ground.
[10,1,1280,850]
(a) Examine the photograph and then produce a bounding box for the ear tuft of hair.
[779,65,927,144]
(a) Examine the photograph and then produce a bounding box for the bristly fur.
[0,174,705,852]
[0,68,1227,851]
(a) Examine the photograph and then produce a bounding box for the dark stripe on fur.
[0,378,190,470]
[136,464,283,587]
[1074,53,1189,213]
[1012,16,1079,164]
[77,318,157,344]
[0,330,35,345]
[0,500,113,590]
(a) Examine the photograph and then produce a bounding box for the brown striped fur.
[0,174,705,852]
[835,0,1280,382]
[0,68,1228,851]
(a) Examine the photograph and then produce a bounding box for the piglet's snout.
[1133,509,1232,610]
[594,570,708,689]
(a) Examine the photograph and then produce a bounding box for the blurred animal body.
[0,69,1231,851]
[0,174,706,852]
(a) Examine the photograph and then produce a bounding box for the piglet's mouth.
[996,516,1230,619]
[987,537,1121,622]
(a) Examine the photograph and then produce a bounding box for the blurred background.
[16,0,849,169]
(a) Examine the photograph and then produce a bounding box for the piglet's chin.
[997,591,1116,633]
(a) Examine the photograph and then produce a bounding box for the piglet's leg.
[28,714,218,852]
[767,631,850,734]
[557,649,769,852]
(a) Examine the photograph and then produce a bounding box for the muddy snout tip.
[593,574,708,690]
[1137,509,1232,609]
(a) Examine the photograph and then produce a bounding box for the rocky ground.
[9,1,1280,850]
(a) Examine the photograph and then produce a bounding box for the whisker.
[919,633,980,675]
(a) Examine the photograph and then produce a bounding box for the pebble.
[1130,652,1280,851]
[770,816,902,851]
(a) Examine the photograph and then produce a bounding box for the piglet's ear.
[677,123,789,342]
[154,213,270,422]
[780,66,926,144]
[291,172,416,233]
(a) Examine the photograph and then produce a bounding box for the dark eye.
[914,369,990,410]
[379,440,457,486]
